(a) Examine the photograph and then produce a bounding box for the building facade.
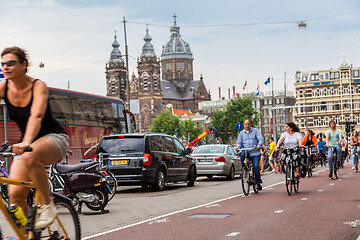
[105,34,127,101]
[122,18,211,132]
[294,54,360,136]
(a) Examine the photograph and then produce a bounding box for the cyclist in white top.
[275,122,303,177]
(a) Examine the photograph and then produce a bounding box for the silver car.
[191,144,241,180]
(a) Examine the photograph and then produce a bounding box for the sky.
[1,0,360,100]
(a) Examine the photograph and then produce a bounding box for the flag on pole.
[264,77,270,85]
[243,80,247,90]
[256,85,260,96]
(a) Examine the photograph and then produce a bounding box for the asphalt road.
[1,163,359,240]
[83,163,359,240]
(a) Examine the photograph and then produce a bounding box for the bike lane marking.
[82,167,331,239]
[227,232,240,237]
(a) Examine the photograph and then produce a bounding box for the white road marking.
[83,169,328,239]
[227,232,240,237]
[147,218,169,225]
[206,203,221,208]
[318,189,324,192]
[274,210,284,213]
[344,219,360,227]
[338,179,342,181]
[301,198,308,201]
[329,183,334,186]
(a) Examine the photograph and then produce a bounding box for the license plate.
[198,159,212,163]
[111,160,128,165]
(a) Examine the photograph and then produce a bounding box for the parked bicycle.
[239,147,259,196]
[0,145,81,240]
[281,146,301,196]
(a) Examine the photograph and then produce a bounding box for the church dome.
[140,28,156,58]
[161,21,193,60]
[109,33,124,64]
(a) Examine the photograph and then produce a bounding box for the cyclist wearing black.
[236,119,264,191]
[350,130,360,170]
[1,47,69,229]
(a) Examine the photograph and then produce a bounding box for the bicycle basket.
[310,146,319,154]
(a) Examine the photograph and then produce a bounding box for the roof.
[161,80,200,100]
[173,109,195,116]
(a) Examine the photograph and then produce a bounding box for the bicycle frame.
[0,176,37,240]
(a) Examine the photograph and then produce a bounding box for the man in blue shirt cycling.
[236,119,264,191]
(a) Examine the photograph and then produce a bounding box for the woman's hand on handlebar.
[12,142,31,155]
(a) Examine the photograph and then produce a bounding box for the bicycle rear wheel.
[39,197,81,240]
[241,167,250,196]
[106,171,118,201]
[293,168,299,193]
[334,160,339,179]
[285,163,292,196]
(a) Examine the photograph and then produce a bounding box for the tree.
[149,108,181,135]
[211,97,260,143]
[179,118,204,143]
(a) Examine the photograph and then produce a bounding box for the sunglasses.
[1,60,19,67]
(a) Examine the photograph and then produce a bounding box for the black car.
[95,133,196,191]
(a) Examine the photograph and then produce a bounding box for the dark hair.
[319,136,322,141]
[243,118,251,124]
[286,122,300,133]
[352,130,358,136]
[328,120,336,127]
[1,46,29,73]
[269,137,274,141]
[307,129,315,136]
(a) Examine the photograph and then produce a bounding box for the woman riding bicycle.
[275,122,303,178]
[1,47,68,229]
[301,129,318,167]
[350,130,360,170]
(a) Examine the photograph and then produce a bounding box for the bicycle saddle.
[55,161,98,174]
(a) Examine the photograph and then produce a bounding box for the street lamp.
[298,21,306,29]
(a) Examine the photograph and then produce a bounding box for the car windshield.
[193,146,225,154]
[97,137,144,153]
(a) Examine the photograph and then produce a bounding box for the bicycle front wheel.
[39,197,81,240]
[106,171,118,201]
[285,163,292,196]
[241,167,250,196]
[334,160,339,179]
[294,168,299,193]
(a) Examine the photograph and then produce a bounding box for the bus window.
[49,95,73,124]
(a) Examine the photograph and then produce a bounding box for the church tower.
[161,15,194,95]
[130,27,162,132]
[105,33,127,101]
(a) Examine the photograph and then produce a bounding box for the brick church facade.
[106,18,211,132]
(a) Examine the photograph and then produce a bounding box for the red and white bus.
[0,87,136,164]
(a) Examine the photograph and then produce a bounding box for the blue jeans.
[240,151,262,185]
[351,147,360,165]
[327,146,341,172]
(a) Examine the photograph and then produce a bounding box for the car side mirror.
[185,147,193,155]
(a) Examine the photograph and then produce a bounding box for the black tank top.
[4,79,66,142]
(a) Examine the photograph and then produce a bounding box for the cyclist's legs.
[327,147,334,172]
[251,155,262,184]
[351,147,356,166]
[356,148,360,162]
[9,136,63,207]
[240,150,245,169]
[335,146,341,163]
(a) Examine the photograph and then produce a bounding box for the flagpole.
[284,71,288,122]
[272,76,277,142]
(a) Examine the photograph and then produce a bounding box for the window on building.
[325,72,329,79]
[335,101,340,110]
[343,86,349,94]
[281,98,284,104]
[320,101,326,111]
[353,70,359,78]
[344,100,350,109]
[330,71,339,79]
[314,117,319,126]
[334,87,339,95]
[320,74,324,80]
[153,76,157,89]
[326,87,332,96]
[327,102,333,111]
[356,114,360,124]
[176,62,184,69]
[143,74,148,90]
[319,88,324,96]
[354,100,360,109]
[335,116,341,124]
[312,89,317,97]
[320,117,326,126]
[302,74,308,82]
[276,98,280,104]
[166,63,172,70]
[269,99,272,105]
[310,74,319,81]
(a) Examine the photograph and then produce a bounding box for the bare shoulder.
[33,79,48,94]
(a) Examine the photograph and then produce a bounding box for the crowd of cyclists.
[236,119,359,192]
